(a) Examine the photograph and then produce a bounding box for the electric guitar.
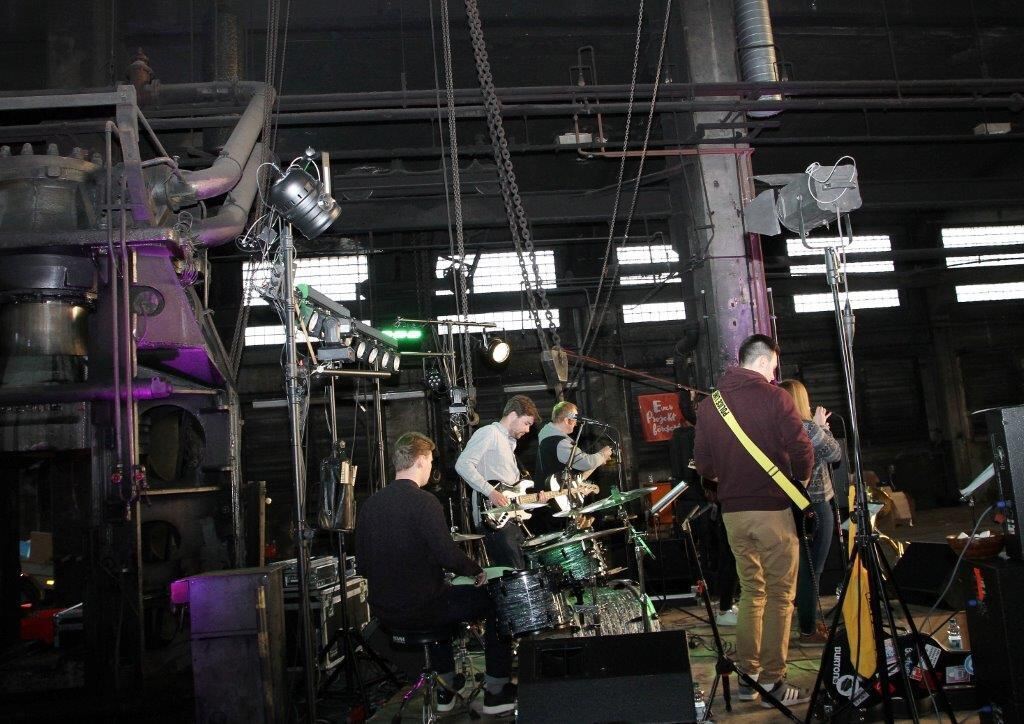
[476,479,599,529]
[546,470,600,513]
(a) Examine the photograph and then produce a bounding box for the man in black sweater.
[355,432,515,715]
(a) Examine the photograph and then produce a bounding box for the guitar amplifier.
[984,405,1024,560]
[279,555,340,591]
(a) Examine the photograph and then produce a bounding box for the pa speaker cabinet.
[984,404,1024,559]
[181,566,287,724]
[518,631,696,723]
[961,558,1024,722]
[891,541,966,609]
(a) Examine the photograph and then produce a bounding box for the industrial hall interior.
[3,0,1024,722]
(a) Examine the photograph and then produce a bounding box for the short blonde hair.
[779,379,812,421]
[392,432,436,472]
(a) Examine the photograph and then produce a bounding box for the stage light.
[355,339,380,365]
[267,163,341,241]
[485,336,511,366]
[743,159,862,238]
[378,348,392,370]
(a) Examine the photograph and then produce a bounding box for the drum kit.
[453,485,662,640]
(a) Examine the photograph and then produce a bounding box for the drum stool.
[386,625,452,723]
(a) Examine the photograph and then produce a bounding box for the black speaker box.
[985,405,1024,560]
[890,541,966,609]
[960,558,1024,723]
[518,631,697,723]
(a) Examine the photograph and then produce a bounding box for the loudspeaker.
[985,405,1024,560]
[960,558,1024,722]
[518,631,697,723]
[890,541,966,609]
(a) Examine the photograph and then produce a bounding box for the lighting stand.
[280,223,319,722]
[677,504,801,724]
[803,234,956,724]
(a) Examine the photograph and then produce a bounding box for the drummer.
[355,432,516,715]
[531,401,611,535]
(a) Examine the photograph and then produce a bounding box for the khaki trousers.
[722,508,799,685]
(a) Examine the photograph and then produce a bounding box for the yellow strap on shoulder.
[711,390,810,510]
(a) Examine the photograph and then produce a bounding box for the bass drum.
[568,584,660,637]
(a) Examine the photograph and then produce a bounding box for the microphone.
[572,414,609,426]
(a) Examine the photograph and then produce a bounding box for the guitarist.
[455,395,539,568]
[693,334,814,709]
[532,401,611,534]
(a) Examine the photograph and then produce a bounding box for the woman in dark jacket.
[780,379,843,642]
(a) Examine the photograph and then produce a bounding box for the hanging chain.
[440,0,476,419]
[464,0,560,353]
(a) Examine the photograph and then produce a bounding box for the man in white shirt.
[455,394,538,568]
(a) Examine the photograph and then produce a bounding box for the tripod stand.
[678,503,802,723]
[803,237,956,723]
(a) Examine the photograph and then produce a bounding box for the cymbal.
[452,532,485,542]
[552,507,587,518]
[483,501,546,516]
[535,526,627,553]
[577,487,657,514]
[522,531,565,549]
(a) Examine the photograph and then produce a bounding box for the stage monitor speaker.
[985,404,1024,560]
[960,558,1024,722]
[177,566,287,724]
[890,541,966,609]
[518,631,697,724]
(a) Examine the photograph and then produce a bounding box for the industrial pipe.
[0,377,176,404]
[193,142,262,246]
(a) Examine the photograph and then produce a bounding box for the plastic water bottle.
[947,618,963,650]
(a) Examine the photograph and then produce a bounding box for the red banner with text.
[637,393,683,442]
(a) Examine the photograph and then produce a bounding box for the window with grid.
[616,244,680,286]
[787,235,899,312]
[242,254,368,307]
[942,225,1024,302]
[435,251,557,296]
[437,309,560,333]
[244,325,313,347]
[792,290,901,314]
[621,301,687,324]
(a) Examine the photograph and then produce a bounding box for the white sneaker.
[715,607,738,626]
[736,671,759,701]
[761,680,810,708]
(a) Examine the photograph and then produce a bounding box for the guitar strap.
[710,390,810,511]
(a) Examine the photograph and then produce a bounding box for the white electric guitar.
[478,478,599,529]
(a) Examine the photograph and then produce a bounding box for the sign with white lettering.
[637,393,683,442]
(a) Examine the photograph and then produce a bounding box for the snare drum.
[536,539,606,582]
[487,568,569,637]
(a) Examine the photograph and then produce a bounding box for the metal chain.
[440,0,475,414]
[464,0,560,352]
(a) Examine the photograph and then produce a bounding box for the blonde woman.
[779,379,842,644]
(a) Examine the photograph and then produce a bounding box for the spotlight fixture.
[378,348,392,370]
[355,339,379,365]
[481,333,511,368]
[390,353,401,373]
[267,162,341,241]
[743,158,861,238]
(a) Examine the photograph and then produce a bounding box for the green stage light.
[382,328,423,342]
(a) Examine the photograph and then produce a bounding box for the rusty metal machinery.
[0,83,268,698]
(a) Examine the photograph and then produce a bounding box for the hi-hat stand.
[803,230,956,723]
[678,503,801,723]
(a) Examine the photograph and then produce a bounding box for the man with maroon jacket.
[694,334,814,708]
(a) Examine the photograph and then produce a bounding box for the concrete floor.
[365,506,988,723]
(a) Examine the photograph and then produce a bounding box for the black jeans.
[428,584,512,678]
[483,524,525,569]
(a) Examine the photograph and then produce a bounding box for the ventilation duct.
[734,0,782,118]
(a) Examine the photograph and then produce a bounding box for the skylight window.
[617,244,680,286]
[621,301,687,324]
[437,309,560,333]
[792,290,900,314]
[786,235,894,276]
[435,251,556,296]
[942,225,1024,302]
[242,255,368,306]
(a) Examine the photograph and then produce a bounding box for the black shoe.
[482,682,517,716]
[436,674,466,713]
